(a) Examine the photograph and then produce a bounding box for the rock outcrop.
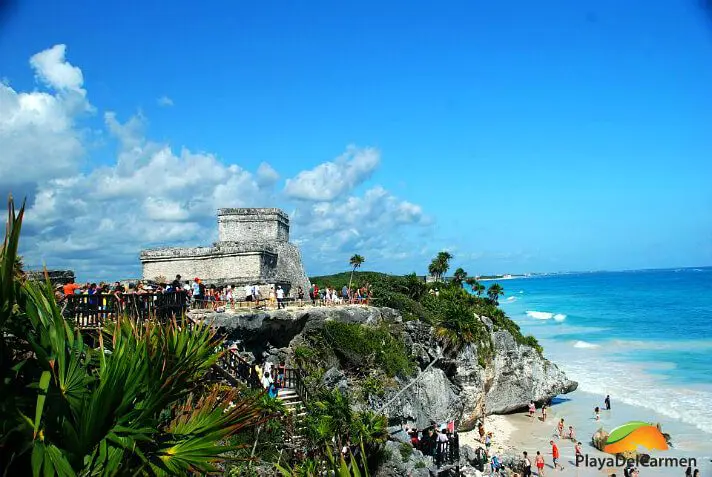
[196,305,577,428]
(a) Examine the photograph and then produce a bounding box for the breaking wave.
[573,340,600,349]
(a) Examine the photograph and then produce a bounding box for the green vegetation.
[321,321,416,378]
[0,197,264,476]
[399,442,413,461]
[310,251,542,364]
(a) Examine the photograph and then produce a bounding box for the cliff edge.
[198,305,576,429]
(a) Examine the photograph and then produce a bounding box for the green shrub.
[361,374,386,399]
[399,442,413,461]
[321,322,416,378]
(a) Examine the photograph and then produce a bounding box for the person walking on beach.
[574,441,582,466]
[550,440,563,471]
[541,404,548,422]
[528,400,536,418]
[605,394,611,410]
[522,451,533,477]
[557,418,565,438]
[535,451,545,476]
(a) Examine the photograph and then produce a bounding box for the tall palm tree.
[348,254,365,293]
[475,282,485,296]
[487,283,504,305]
[465,277,485,296]
[428,251,453,282]
[452,267,467,287]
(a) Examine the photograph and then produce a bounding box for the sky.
[1,0,711,281]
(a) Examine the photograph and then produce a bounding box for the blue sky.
[1,0,711,281]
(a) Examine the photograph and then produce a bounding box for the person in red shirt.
[550,440,563,470]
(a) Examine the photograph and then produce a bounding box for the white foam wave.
[573,340,599,349]
[546,344,712,436]
[526,310,554,320]
[553,313,567,321]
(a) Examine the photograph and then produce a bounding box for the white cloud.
[291,186,430,269]
[30,44,85,93]
[0,44,91,186]
[283,146,380,201]
[157,95,173,107]
[7,44,431,280]
[256,162,280,188]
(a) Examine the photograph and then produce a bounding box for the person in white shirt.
[261,371,272,389]
[245,284,252,302]
[276,286,285,309]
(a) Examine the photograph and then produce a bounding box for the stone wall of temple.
[218,208,289,243]
[140,208,309,296]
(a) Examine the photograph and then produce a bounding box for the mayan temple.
[140,208,309,296]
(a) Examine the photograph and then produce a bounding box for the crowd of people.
[403,420,460,466]
[53,274,374,312]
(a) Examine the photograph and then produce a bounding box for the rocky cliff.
[198,305,576,429]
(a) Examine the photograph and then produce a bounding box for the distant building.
[140,208,309,296]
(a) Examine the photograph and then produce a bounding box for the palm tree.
[348,254,365,293]
[428,251,453,282]
[465,277,485,296]
[487,283,504,305]
[452,267,467,287]
[0,196,265,476]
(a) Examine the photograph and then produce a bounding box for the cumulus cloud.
[283,146,380,201]
[256,162,280,188]
[0,44,91,186]
[291,186,430,269]
[7,44,431,280]
[157,95,173,107]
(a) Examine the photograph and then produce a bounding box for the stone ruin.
[140,208,310,297]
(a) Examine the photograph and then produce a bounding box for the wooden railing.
[65,292,189,329]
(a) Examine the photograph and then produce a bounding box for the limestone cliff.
[199,305,576,429]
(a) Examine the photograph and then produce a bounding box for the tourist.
[549,440,563,471]
[485,432,492,453]
[541,404,548,421]
[594,406,601,421]
[478,422,486,443]
[297,286,304,306]
[276,285,285,309]
[605,394,611,410]
[575,441,582,466]
[557,418,565,438]
[528,400,536,418]
[341,284,349,301]
[685,467,692,477]
[63,278,80,297]
[693,469,699,477]
[522,451,532,477]
[567,425,576,441]
[172,274,182,290]
[54,285,65,304]
[261,370,272,389]
[269,286,276,309]
[191,278,201,306]
[490,454,502,474]
[277,360,286,386]
[535,450,545,476]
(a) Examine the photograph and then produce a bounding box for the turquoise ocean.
[496,267,712,439]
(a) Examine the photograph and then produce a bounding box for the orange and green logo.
[603,421,669,454]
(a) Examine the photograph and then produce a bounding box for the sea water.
[494,268,712,464]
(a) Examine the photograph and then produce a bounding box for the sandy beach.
[460,390,712,476]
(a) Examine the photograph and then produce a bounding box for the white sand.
[483,392,712,476]
[460,414,518,456]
